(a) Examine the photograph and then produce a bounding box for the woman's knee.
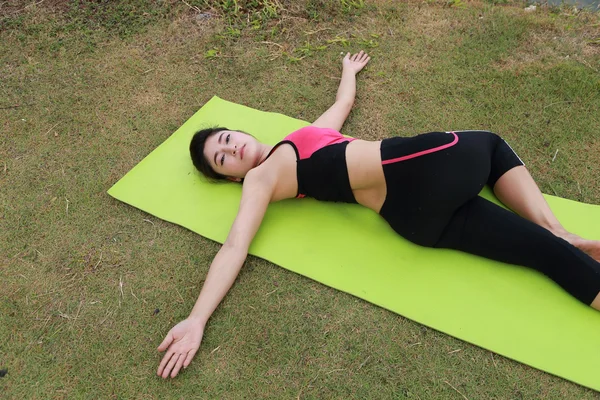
[591,293,600,311]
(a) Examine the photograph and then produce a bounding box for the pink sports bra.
[260,126,358,202]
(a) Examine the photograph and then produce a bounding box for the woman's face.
[203,130,261,180]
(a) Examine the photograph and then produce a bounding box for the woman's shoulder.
[250,143,299,201]
[255,140,298,172]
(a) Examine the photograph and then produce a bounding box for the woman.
[157,51,600,379]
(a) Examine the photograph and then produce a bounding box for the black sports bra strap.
[258,140,299,166]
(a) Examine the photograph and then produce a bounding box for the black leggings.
[379,130,600,304]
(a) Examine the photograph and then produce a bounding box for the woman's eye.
[226,134,230,144]
[221,154,225,166]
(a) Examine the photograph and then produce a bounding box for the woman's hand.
[342,50,371,75]
[156,317,205,378]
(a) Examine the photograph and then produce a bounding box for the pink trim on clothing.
[381,132,459,165]
[284,126,357,160]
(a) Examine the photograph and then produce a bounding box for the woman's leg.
[493,166,563,232]
[493,165,600,262]
[435,196,600,309]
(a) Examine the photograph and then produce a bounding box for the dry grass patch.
[409,6,461,41]
[493,10,600,73]
[133,86,165,108]
[493,30,571,72]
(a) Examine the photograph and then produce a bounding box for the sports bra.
[259,126,358,203]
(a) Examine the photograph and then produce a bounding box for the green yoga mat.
[108,96,600,391]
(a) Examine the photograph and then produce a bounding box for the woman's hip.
[377,130,501,246]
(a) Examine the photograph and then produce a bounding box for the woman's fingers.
[162,348,196,378]
[156,345,195,378]
[171,353,186,378]
[156,331,176,376]
[183,348,197,369]
[157,350,175,376]
[350,51,369,63]
[162,353,181,379]
[344,50,369,65]
[351,50,364,61]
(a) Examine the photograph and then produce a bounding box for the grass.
[1,0,600,398]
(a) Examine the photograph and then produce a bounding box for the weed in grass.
[447,0,467,8]
[304,0,366,21]
[193,0,284,26]
[326,36,351,47]
[205,48,221,59]
[295,41,329,57]
[379,4,406,24]
[483,0,510,5]
[357,38,379,48]
[283,52,305,63]
[217,26,242,40]
[340,0,365,13]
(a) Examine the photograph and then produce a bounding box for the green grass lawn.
[2,0,600,398]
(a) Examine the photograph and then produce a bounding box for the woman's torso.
[260,128,387,213]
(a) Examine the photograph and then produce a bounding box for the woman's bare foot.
[552,229,600,263]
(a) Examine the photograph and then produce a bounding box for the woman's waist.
[345,139,385,191]
[290,140,379,201]
[297,140,385,191]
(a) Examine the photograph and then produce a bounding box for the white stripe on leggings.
[502,139,525,166]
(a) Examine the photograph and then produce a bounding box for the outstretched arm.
[312,50,371,131]
[156,169,275,379]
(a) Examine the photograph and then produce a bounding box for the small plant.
[197,0,283,25]
[340,0,365,13]
[283,52,305,63]
[260,0,280,19]
[295,41,328,57]
[446,0,466,8]
[357,38,379,48]
[204,48,220,59]
[382,5,400,23]
[326,36,350,47]
[216,26,241,40]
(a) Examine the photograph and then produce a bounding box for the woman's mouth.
[240,145,245,160]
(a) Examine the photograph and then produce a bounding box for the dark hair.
[189,126,229,183]
[189,126,255,184]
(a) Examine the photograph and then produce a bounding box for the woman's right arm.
[188,244,249,325]
[156,168,275,379]
[155,245,246,379]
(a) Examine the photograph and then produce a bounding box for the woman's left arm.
[312,50,371,131]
